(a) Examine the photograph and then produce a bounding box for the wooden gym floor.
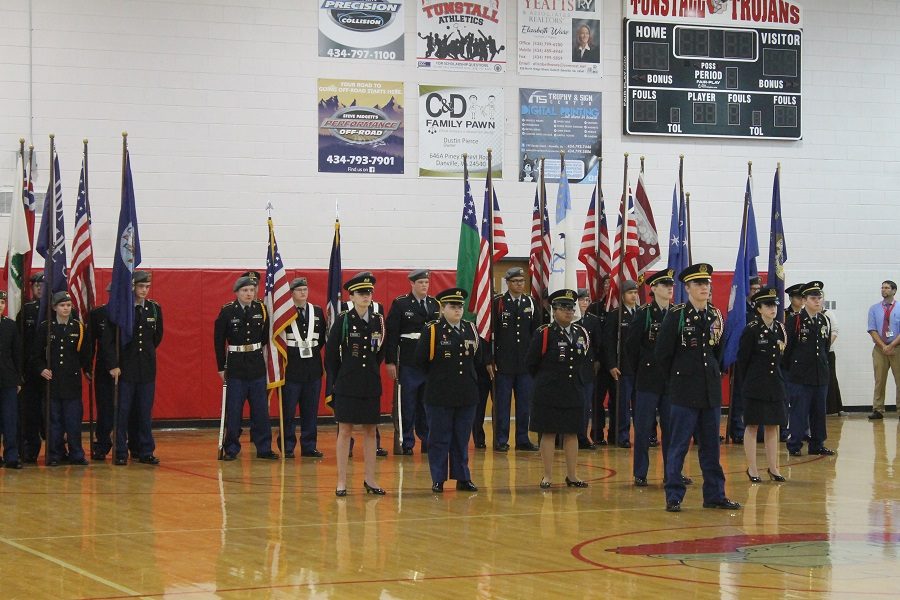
[0,414,898,599]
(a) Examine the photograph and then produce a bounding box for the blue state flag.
[666,185,689,304]
[745,176,760,280]
[108,151,142,345]
[35,153,67,322]
[326,218,342,331]
[767,168,787,321]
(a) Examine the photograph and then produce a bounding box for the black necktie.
[243,305,250,318]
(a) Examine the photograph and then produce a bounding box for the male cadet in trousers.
[785,283,804,318]
[728,276,762,444]
[586,278,612,446]
[604,279,639,448]
[656,263,740,512]
[103,271,164,465]
[575,289,602,450]
[279,277,326,458]
[214,274,278,461]
[385,269,439,455]
[18,273,44,462]
[415,288,483,492]
[34,291,92,466]
[90,284,115,460]
[492,267,541,452]
[0,291,23,469]
[784,281,836,457]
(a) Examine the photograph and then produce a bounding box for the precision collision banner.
[319,0,405,61]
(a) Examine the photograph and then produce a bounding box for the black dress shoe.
[71,457,90,466]
[732,437,744,445]
[301,450,324,458]
[617,441,632,449]
[516,443,539,452]
[578,441,596,450]
[400,447,413,456]
[222,453,237,462]
[494,443,510,452]
[432,481,444,493]
[47,460,60,467]
[474,442,487,449]
[376,448,388,457]
[703,498,742,509]
[648,438,659,448]
[788,449,802,457]
[456,480,478,492]
[681,474,694,485]
[257,452,280,460]
[5,461,22,469]
[284,452,295,459]
[665,500,681,512]
[565,477,588,488]
[596,439,608,446]
[809,447,835,456]
[634,477,648,487]
[767,469,786,482]
[335,488,347,497]
[746,469,762,483]
[114,456,128,465]
[540,478,551,489]
[364,481,386,495]
[868,411,884,420]
[90,453,106,461]
[139,455,160,465]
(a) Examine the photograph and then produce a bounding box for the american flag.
[263,216,296,389]
[597,188,613,293]
[606,187,640,310]
[473,174,508,341]
[528,167,550,305]
[69,157,96,318]
[578,188,600,300]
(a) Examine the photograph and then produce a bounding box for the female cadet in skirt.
[736,288,788,482]
[325,273,386,496]
[526,289,592,488]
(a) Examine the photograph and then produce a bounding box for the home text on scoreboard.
[623,1,803,140]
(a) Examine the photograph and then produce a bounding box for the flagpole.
[43,134,56,466]
[594,157,602,302]
[16,138,26,463]
[614,153,629,435]
[538,157,547,316]
[113,132,127,460]
[727,161,753,444]
[486,148,498,448]
[83,137,96,457]
[685,192,693,264]
[25,144,35,301]
[267,214,286,462]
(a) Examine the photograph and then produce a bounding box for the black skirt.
[530,403,583,434]
[743,397,787,427]
[333,394,380,425]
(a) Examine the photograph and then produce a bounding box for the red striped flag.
[69,155,96,318]
[606,187,640,310]
[529,170,550,305]
[578,188,600,300]
[633,172,661,277]
[263,216,296,389]
[473,174,507,341]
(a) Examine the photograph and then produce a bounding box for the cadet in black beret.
[785,283,804,317]
[603,279,640,448]
[526,289,592,487]
[0,291,23,468]
[17,272,45,462]
[326,273,386,495]
[656,263,740,512]
[214,275,276,461]
[783,281,835,457]
[737,288,788,482]
[34,291,92,466]
[415,288,483,492]
[240,271,261,300]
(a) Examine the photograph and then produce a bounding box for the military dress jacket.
[525,322,593,408]
[655,303,725,409]
[18,300,40,382]
[736,318,787,403]
[33,318,92,397]
[324,308,385,397]
[90,305,113,381]
[492,292,542,374]
[284,303,326,384]
[214,300,269,380]
[575,311,603,381]
[103,300,163,383]
[624,301,670,395]
[783,309,831,386]
[603,306,637,375]
[414,317,483,407]
[384,293,440,367]
[0,317,22,388]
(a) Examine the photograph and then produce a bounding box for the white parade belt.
[400,333,421,340]
[228,343,262,352]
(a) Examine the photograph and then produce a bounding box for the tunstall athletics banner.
[419,85,504,178]
[519,87,601,184]
[318,79,404,175]
[318,0,405,61]
[518,0,602,78]
[417,0,507,73]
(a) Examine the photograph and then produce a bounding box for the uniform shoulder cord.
[540,326,550,356]
[76,321,84,352]
[428,323,436,361]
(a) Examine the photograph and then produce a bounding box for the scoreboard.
[623,1,803,140]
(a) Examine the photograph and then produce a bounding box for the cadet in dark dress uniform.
[214,275,277,461]
[279,277,326,458]
[728,276,762,444]
[625,269,674,486]
[326,273,386,496]
[415,288,483,493]
[103,271,163,465]
[527,289,591,488]
[737,288,788,482]
[34,291,91,466]
[604,279,639,448]
[385,269,440,454]
[0,292,23,469]
[492,267,541,452]
[784,281,835,457]
[89,285,114,459]
[586,278,612,446]
[575,289,602,449]
[18,273,43,462]
[656,264,740,512]
[784,283,804,318]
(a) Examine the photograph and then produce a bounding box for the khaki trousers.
[872,346,900,412]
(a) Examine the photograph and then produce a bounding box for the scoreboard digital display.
[623,1,803,140]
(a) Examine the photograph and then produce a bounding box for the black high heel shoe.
[565,477,588,488]
[540,478,551,489]
[364,481,386,495]
[746,469,762,483]
[335,488,347,497]
[767,469,786,482]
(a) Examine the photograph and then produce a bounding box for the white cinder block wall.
[0,0,898,409]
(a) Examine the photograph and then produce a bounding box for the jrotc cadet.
[575,289,602,450]
[586,277,612,446]
[625,269,676,486]
[492,267,542,452]
[785,283,804,318]
[34,291,92,466]
[18,273,43,462]
[783,281,835,457]
[279,277,326,458]
[728,276,763,444]
[104,271,164,465]
[385,269,440,455]
[604,279,639,448]
[656,263,740,512]
[90,284,115,460]
[737,288,788,482]
[526,289,592,488]
[415,288,483,493]
[214,274,278,461]
[0,291,23,469]
[326,273,386,496]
